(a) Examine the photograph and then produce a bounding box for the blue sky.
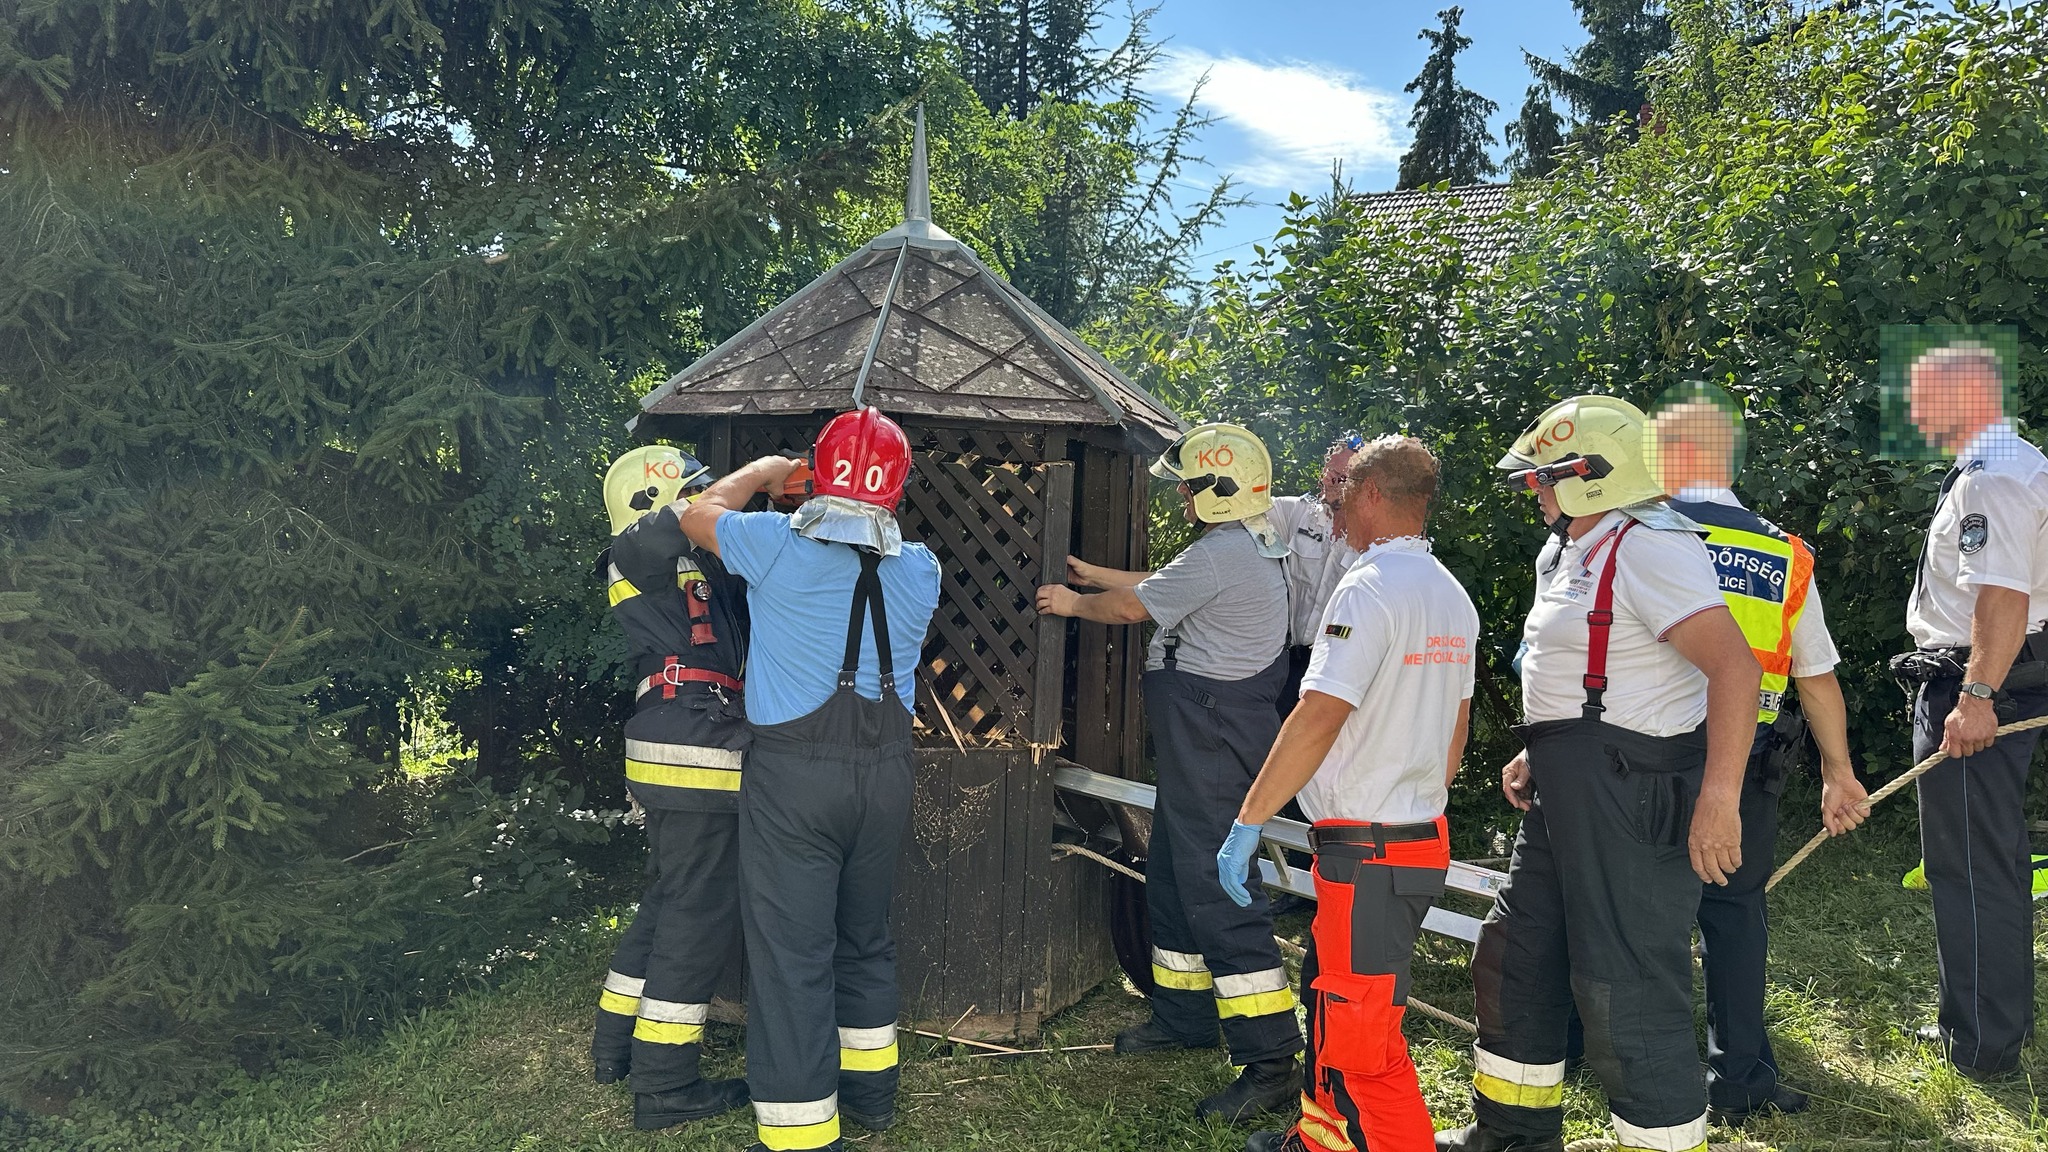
[1137,0,1586,270]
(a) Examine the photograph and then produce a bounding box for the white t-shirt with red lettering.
[1297,537,1480,825]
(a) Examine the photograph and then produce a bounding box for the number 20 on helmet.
[812,407,912,509]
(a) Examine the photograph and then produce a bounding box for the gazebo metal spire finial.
[906,104,931,230]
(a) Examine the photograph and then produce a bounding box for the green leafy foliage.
[1114,1,2048,839]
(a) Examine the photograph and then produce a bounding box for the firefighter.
[677,408,941,1152]
[1647,392,1869,1122]
[1218,436,1480,1152]
[591,445,752,1131]
[1267,434,1366,715]
[1894,342,2048,1082]
[1436,395,1761,1152]
[1037,422,1304,1122]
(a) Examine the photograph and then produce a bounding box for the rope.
[1054,841,1482,1034]
[1051,841,1148,883]
[1765,713,2048,892]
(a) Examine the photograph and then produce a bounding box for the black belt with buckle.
[1891,633,2048,686]
[1307,821,1439,856]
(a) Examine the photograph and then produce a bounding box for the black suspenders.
[838,550,897,699]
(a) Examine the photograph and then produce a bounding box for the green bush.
[1107,1,2048,839]
[0,621,609,1104]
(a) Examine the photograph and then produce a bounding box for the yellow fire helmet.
[1150,422,1274,523]
[1496,395,1665,517]
[603,445,711,535]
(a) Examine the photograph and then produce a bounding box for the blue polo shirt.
[716,510,942,725]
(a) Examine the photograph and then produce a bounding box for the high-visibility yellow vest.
[1671,500,1814,724]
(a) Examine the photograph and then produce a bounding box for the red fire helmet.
[812,407,911,508]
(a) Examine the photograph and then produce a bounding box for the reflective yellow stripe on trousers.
[756,1095,840,1151]
[632,997,708,1046]
[838,1023,899,1073]
[1214,966,1295,1019]
[1612,1111,1708,1152]
[598,969,643,1017]
[1471,1044,1565,1109]
[1150,946,1214,991]
[1296,1093,1359,1152]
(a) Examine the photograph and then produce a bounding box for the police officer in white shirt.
[1218,436,1479,1152]
[1895,341,2048,1082]
[1650,394,1869,1123]
[1266,435,1366,715]
[1439,396,1760,1152]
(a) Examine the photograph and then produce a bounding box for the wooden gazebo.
[630,111,1182,1037]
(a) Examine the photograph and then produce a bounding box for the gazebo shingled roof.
[633,110,1182,452]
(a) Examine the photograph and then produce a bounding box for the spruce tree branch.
[252,608,308,679]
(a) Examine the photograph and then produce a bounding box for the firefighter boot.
[633,1077,750,1131]
[1196,1058,1299,1122]
[1115,1017,1219,1055]
[1433,1123,1566,1152]
[843,1103,896,1132]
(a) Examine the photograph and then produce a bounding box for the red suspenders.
[1579,519,1638,722]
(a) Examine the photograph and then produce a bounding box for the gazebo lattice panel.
[730,425,1068,746]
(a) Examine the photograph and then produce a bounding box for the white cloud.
[1152,49,1408,191]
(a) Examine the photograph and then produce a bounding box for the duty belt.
[1889,633,2048,687]
[1307,821,1440,856]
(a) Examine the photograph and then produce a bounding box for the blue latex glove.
[1217,821,1265,908]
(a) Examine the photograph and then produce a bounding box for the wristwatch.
[1959,681,1999,700]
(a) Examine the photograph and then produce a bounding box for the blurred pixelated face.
[1909,351,2002,451]
[1533,480,1561,524]
[1176,481,1199,525]
[1320,448,1358,508]
[1649,402,1738,493]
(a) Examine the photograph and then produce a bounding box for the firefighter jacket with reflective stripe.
[1668,499,1813,724]
[601,505,749,810]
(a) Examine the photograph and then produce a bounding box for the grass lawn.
[11,778,2046,1152]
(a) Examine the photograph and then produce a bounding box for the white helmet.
[1150,423,1275,524]
[1496,395,1665,517]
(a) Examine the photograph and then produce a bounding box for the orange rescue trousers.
[1293,817,1450,1152]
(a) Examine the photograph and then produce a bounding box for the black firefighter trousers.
[738,696,915,1151]
[593,806,741,1095]
[1469,718,1709,1149]
[1141,657,1305,1066]
[1913,676,2048,1077]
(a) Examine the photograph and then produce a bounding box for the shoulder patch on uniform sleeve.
[1959,513,1989,554]
[1323,623,1352,640]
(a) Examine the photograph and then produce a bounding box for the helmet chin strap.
[1546,510,1575,539]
